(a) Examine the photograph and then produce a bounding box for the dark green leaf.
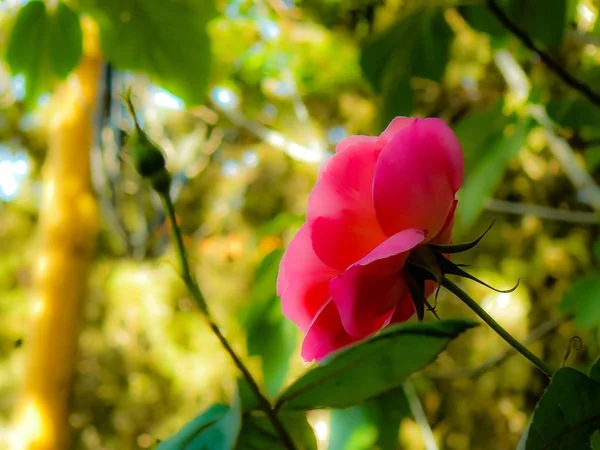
[5,1,50,103]
[49,2,83,79]
[525,368,600,449]
[507,0,570,48]
[586,147,600,174]
[411,8,453,82]
[560,274,600,329]
[157,392,241,450]
[360,6,453,128]
[458,116,532,227]
[241,250,297,399]
[452,100,512,174]
[5,1,83,103]
[236,411,317,450]
[80,0,215,105]
[275,320,477,410]
[591,360,600,384]
[546,99,600,129]
[329,387,410,450]
[458,4,508,39]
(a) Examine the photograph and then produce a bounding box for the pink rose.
[277,117,464,362]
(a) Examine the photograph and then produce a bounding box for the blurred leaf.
[560,274,600,329]
[328,386,410,450]
[275,320,477,410]
[524,368,600,449]
[547,99,600,129]
[80,0,215,105]
[241,250,297,398]
[591,360,600,384]
[360,6,453,128]
[236,411,317,450]
[585,147,600,173]
[453,100,512,174]
[506,0,571,48]
[257,213,304,239]
[157,391,241,450]
[411,8,453,82]
[458,3,508,38]
[5,1,82,103]
[461,0,574,48]
[458,116,532,227]
[49,2,83,78]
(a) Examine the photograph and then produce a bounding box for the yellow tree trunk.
[10,19,101,450]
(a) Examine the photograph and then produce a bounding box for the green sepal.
[405,268,426,322]
[428,220,494,254]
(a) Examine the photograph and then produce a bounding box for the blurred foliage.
[1,0,600,448]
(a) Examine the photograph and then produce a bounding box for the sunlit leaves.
[5,1,82,103]
[275,320,477,410]
[79,0,216,105]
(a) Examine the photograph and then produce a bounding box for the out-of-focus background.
[1,0,600,448]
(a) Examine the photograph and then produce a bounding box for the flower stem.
[442,278,555,378]
[159,193,296,450]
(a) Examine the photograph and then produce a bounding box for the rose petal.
[330,228,425,337]
[300,300,362,362]
[388,279,436,324]
[377,116,416,145]
[431,199,457,245]
[307,139,387,271]
[278,224,339,332]
[373,118,464,240]
[335,135,378,153]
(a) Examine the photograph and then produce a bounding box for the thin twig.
[160,194,297,450]
[427,314,571,379]
[486,0,600,108]
[484,199,598,224]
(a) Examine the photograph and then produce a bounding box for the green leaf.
[360,6,453,128]
[457,116,532,227]
[546,99,600,129]
[591,360,600,384]
[241,250,297,399]
[5,1,83,104]
[452,100,512,175]
[586,147,600,173]
[80,0,215,105]
[157,392,242,450]
[5,1,49,103]
[560,274,600,329]
[458,3,508,39]
[328,387,410,450]
[49,2,83,79]
[524,368,600,449]
[236,411,317,450]
[411,8,453,82]
[275,320,477,410]
[507,0,570,48]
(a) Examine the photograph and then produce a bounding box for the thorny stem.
[160,193,297,450]
[442,278,555,378]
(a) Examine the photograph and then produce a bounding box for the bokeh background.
[1,0,600,449]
